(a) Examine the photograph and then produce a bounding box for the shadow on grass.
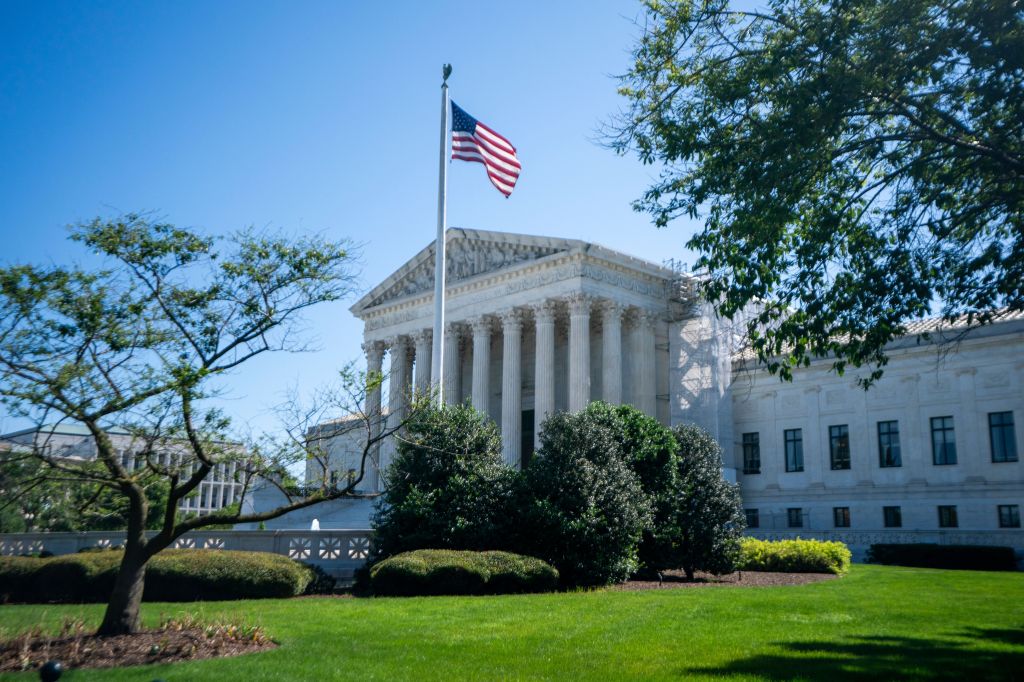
[683,626,1024,681]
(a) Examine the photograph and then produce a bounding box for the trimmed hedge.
[867,543,1018,571]
[369,549,559,596]
[0,549,325,603]
[737,538,852,575]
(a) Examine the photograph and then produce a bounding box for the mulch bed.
[0,623,275,674]
[614,569,838,590]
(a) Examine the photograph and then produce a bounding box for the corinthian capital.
[565,292,594,317]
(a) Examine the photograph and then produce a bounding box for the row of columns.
[363,295,659,476]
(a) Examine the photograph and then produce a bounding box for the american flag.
[451,101,521,197]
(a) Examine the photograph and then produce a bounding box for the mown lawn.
[1,564,1022,681]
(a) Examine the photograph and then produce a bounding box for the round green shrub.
[369,549,559,596]
[517,409,653,587]
[0,549,319,603]
[372,404,516,560]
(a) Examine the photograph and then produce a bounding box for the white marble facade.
[313,228,1023,555]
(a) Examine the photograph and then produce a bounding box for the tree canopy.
[612,0,1023,383]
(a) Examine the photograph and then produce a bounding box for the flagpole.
[430,64,452,407]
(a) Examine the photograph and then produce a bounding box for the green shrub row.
[737,538,852,575]
[369,549,559,596]
[0,549,331,603]
[866,543,1018,571]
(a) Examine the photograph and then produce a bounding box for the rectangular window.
[745,509,759,529]
[833,506,851,528]
[784,429,804,472]
[878,420,902,468]
[998,505,1021,528]
[883,506,902,528]
[938,505,959,528]
[787,507,803,528]
[829,424,851,470]
[931,416,958,465]
[989,412,1018,463]
[742,432,761,474]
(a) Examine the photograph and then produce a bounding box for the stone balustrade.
[0,529,375,580]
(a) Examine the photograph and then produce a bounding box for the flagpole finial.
[442,64,452,83]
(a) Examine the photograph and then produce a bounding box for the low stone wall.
[0,529,375,580]
[747,529,1024,563]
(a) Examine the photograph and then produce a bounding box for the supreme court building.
[266,228,1023,558]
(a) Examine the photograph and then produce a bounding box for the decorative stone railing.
[0,529,375,580]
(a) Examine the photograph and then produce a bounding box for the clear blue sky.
[0,0,702,436]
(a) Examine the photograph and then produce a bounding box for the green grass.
[1,564,1022,681]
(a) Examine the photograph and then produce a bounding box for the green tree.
[519,409,653,586]
[0,215,415,635]
[670,424,745,579]
[371,404,515,559]
[613,0,1024,384]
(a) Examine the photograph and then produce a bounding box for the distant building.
[0,424,244,516]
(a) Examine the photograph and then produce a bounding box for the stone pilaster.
[601,300,624,405]
[533,300,558,447]
[442,323,462,406]
[362,340,385,492]
[470,316,492,415]
[411,330,432,396]
[500,309,523,468]
[567,293,593,412]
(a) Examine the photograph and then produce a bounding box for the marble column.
[470,316,492,415]
[442,323,462,406]
[384,335,411,479]
[362,340,385,492]
[412,330,432,396]
[500,309,523,468]
[567,293,592,413]
[533,300,557,448]
[601,301,624,405]
[635,309,657,417]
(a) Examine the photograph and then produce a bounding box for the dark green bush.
[738,538,852,575]
[372,404,516,560]
[867,544,1018,571]
[369,549,558,596]
[517,409,652,587]
[0,549,318,603]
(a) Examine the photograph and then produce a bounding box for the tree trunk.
[684,565,695,581]
[97,543,149,636]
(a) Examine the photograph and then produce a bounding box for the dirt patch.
[615,569,838,590]
[0,618,275,674]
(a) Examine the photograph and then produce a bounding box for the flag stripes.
[450,101,521,197]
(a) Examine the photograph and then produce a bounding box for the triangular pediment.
[351,228,582,313]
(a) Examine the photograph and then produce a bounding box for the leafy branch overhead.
[611,0,1023,384]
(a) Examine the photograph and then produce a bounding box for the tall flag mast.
[430,64,452,407]
[430,64,521,407]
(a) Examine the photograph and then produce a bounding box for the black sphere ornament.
[39,660,63,681]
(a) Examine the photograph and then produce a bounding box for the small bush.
[0,549,318,603]
[867,544,1018,571]
[369,549,559,596]
[737,538,852,575]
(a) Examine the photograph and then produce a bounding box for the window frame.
[786,507,803,528]
[833,506,851,528]
[829,424,851,470]
[784,428,804,472]
[998,504,1020,528]
[989,411,1019,463]
[742,432,761,475]
[877,420,902,468]
[938,505,959,528]
[883,505,902,528]
[930,416,958,465]
[744,508,759,529]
